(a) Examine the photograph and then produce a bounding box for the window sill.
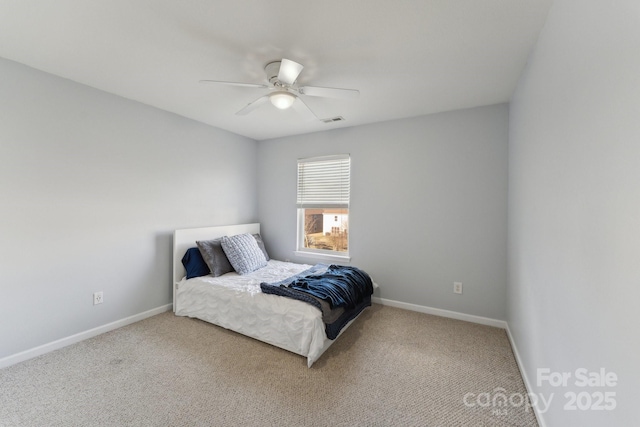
[294,251,351,263]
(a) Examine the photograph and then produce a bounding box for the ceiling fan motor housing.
[265,61,283,86]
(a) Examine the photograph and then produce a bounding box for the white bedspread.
[175,260,330,366]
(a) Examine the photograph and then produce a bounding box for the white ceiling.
[0,0,552,141]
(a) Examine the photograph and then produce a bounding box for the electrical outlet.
[453,282,463,295]
[93,291,104,305]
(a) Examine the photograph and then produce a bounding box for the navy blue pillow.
[181,247,211,279]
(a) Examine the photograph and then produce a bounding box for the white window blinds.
[297,155,350,209]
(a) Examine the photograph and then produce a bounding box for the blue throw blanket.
[288,264,372,309]
[260,264,373,339]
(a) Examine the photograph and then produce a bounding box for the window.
[297,154,350,258]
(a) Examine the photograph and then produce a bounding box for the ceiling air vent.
[321,116,345,124]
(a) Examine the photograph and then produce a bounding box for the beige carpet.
[0,305,538,426]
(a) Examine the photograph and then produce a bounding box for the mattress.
[175,260,331,366]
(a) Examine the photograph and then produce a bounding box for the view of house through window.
[301,208,348,252]
[297,155,350,256]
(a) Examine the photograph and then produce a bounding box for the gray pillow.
[221,233,267,275]
[252,233,270,261]
[196,239,234,277]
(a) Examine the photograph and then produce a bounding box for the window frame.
[295,154,351,261]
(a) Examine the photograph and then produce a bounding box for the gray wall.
[258,104,508,320]
[508,0,639,425]
[0,58,258,359]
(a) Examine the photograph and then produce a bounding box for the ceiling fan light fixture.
[270,91,296,110]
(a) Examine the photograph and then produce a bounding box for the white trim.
[371,297,507,329]
[294,250,351,263]
[297,153,350,162]
[0,304,172,370]
[505,324,548,427]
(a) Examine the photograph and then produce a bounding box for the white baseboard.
[371,297,508,329]
[0,304,173,370]
[505,324,547,427]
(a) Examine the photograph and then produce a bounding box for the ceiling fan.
[200,58,359,120]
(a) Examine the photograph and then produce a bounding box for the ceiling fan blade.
[278,59,304,85]
[200,80,268,89]
[298,85,360,99]
[236,95,269,115]
[292,97,318,122]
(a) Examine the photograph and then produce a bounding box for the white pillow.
[221,233,267,275]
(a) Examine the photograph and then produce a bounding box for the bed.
[172,223,372,367]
